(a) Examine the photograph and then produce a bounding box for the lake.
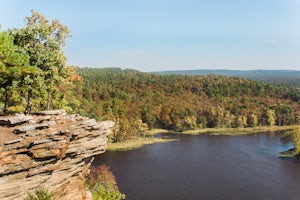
[93,132,300,200]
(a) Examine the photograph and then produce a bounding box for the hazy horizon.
[1,0,300,71]
[80,66,300,73]
[145,68,300,72]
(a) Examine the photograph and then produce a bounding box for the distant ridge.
[151,69,300,87]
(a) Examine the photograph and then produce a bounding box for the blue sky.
[1,0,300,71]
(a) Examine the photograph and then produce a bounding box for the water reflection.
[93,132,300,200]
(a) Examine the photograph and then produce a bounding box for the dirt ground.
[0,127,19,146]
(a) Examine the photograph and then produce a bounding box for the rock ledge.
[0,110,114,200]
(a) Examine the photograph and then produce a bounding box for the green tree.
[133,119,149,137]
[248,113,258,127]
[235,115,247,128]
[22,65,43,114]
[12,10,71,111]
[0,31,35,113]
[267,109,276,126]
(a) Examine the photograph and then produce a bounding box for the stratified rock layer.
[0,110,114,200]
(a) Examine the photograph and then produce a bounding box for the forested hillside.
[154,70,300,87]
[74,68,300,141]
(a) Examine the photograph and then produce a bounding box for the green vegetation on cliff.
[86,165,125,200]
[25,188,53,200]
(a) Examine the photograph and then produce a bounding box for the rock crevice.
[0,110,114,200]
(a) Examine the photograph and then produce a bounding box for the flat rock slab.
[0,114,33,126]
[34,110,67,115]
[13,122,53,134]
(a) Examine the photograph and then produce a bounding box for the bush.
[25,187,53,200]
[91,184,125,200]
[86,165,125,200]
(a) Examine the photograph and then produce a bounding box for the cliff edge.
[0,110,114,200]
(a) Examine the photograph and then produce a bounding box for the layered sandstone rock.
[0,110,114,200]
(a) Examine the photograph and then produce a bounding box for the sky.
[0,0,300,72]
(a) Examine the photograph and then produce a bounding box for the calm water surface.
[93,132,300,200]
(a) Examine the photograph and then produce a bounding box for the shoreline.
[107,137,177,151]
[144,125,299,136]
[180,125,299,136]
[107,125,299,151]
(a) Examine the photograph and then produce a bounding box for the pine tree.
[0,31,33,113]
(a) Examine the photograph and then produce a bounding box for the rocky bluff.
[0,110,114,200]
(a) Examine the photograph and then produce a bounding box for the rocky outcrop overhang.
[0,110,114,200]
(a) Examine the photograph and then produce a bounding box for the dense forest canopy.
[73,67,300,141]
[154,70,300,87]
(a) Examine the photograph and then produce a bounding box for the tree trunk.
[3,90,8,114]
[25,89,33,115]
[47,91,52,110]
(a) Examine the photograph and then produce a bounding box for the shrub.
[91,184,125,200]
[86,165,125,200]
[25,187,53,200]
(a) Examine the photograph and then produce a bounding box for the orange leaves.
[87,165,118,191]
[67,66,83,82]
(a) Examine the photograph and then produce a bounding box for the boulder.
[0,114,33,126]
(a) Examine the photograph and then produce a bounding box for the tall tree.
[12,10,71,111]
[0,31,33,113]
[266,109,276,126]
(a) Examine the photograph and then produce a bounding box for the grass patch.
[181,125,299,136]
[143,129,170,136]
[107,137,177,151]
